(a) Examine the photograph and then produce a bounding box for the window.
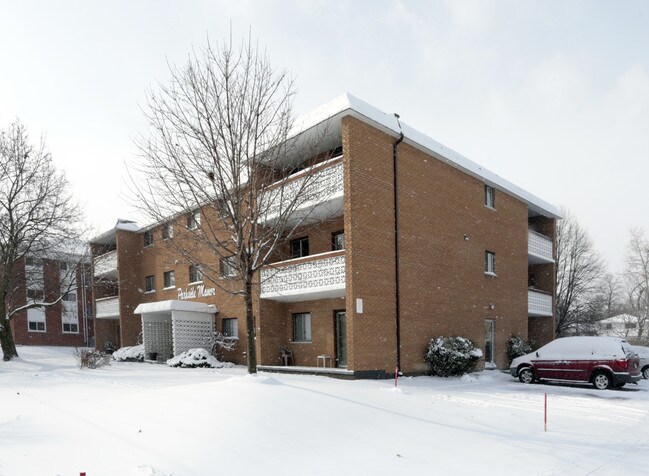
[189,265,202,284]
[63,323,79,333]
[163,270,176,289]
[292,313,312,342]
[332,231,345,251]
[485,251,496,275]
[223,318,238,338]
[144,230,154,247]
[28,321,46,332]
[291,237,309,259]
[62,292,77,302]
[26,288,43,301]
[187,210,201,230]
[605,323,613,330]
[145,275,155,293]
[59,261,68,271]
[625,322,637,329]
[220,256,237,278]
[25,256,42,267]
[485,185,495,209]
[162,222,173,240]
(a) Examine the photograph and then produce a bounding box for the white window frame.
[62,322,79,333]
[485,185,495,209]
[189,265,203,284]
[220,256,237,278]
[143,230,154,248]
[163,270,176,289]
[292,313,312,343]
[223,318,239,338]
[145,275,156,293]
[485,251,496,276]
[162,222,174,240]
[187,210,201,230]
[27,308,46,332]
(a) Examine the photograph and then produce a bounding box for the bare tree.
[132,34,334,373]
[623,228,649,339]
[555,208,607,336]
[0,122,84,360]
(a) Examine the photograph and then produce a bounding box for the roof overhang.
[134,300,218,315]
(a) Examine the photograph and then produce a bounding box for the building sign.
[177,284,216,300]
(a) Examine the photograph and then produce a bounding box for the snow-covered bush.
[506,336,535,364]
[113,345,145,362]
[425,336,482,377]
[166,348,233,369]
[75,348,111,369]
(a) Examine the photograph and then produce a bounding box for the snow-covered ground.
[1,346,648,476]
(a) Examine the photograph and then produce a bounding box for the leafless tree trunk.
[132,33,333,373]
[555,208,607,336]
[624,228,649,339]
[0,122,84,361]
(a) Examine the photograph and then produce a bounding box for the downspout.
[393,113,404,372]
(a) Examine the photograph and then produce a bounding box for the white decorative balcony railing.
[528,290,553,317]
[260,158,344,223]
[260,251,345,302]
[528,230,554,264]
[96,295,119,319]
[94,250,117,277]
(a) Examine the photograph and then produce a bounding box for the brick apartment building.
[90,94,559,377]
[9,255,94,347]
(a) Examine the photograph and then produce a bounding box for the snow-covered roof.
[90,219,140,245]
[134,300,217,315]
[600,313,639,323]
[290,93,561,219]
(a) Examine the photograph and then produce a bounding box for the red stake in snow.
[395,367,399,387]
[544,393,548,432]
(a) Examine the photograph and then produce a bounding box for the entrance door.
[334,310,347,368]
[485,320,495,364]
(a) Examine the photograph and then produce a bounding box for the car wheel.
[518,367,535,384]
[592,371,611,390]
[642,366,649,380]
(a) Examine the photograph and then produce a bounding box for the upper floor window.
[25,256,42,267]
[26,288,43,301]
[332,231,345,251]
[485,185,495,209]
[59,261,69,271]
[162,223,174,240]
[143,230,154,247]
[485,251,496,276]
[62,292,77,302]
[145,275,155,293]
[63,322,79,333]
[163,270,176,289]
[223,318,239,338]
[291,236,309,259]
[187,210,201,230]
[189,265,203,284]
[220,256,237,278]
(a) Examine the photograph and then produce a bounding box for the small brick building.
[90,94,559,377]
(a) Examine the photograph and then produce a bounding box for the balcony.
[260,158,344,225]
[260,251,345,302]
[96,296,119,319]
[528,230,554,264]
[94,250,117,277]
[528,290,553,317]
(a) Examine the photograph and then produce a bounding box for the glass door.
[335,310,347,368]
[485,319,495,364]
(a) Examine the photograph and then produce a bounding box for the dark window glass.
[223,318,238,338]
[189,265,203,283]
[292,313,312,342]
[145,275,155,292]
[144,230,154,247]
[163,271,175,288]
[332,231,345,251]
[291,237,309,259]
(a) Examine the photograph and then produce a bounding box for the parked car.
[510,336,641,390]
[631,345,649,379]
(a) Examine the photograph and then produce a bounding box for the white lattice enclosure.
[528,230,554,264]
[528,290,553,317]
[135,301,217,359]
[260,252,345,302]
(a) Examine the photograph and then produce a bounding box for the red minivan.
[510,336,642,390]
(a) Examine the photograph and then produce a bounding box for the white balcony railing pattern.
[261,159,343,220]
[261,253,345,300]
[94,250,117,277]
[96,296,119,319]
[528,230,553,264]
[528,290,553,317]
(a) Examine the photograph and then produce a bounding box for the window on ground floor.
[223,318,238,338]
[27,308,46,332]
[292,312,312,342]
[28,321,46,332]
[485,319,495,363]
[63,322,79,333]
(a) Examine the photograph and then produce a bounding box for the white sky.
[1,0,647,273]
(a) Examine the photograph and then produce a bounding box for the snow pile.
[113,345,145,362]
[166,348,232,368]
[425,336,483,377]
